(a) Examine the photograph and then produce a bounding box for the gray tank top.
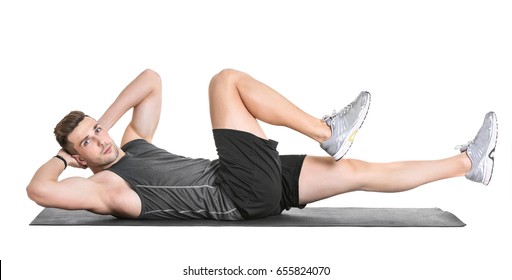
[107,139,242,220]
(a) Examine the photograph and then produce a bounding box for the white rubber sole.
[481,112,498,186]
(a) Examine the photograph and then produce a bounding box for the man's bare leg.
[298,153,472,204]
[208,69,330,141]
[298,110,498,203]
[208,69,498,202]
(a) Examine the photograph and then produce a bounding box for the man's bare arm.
[26,151,109,214]
[98,69,162,146]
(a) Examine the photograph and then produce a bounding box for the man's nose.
[92,136,105,147]
[98,139,106,147]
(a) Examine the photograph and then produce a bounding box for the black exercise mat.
[30,207,465,227]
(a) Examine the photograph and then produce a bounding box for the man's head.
[54,111,121,171]
[54,110,87,154]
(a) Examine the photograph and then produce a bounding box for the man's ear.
[72,155,88,168]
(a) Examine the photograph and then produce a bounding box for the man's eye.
[95,127,102,133]
[84,140,90,146]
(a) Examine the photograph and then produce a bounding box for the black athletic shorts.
[213,129,307,219]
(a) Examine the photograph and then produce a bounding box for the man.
[27,69,498,220]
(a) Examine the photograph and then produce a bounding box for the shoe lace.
[322,104,353,122]
[455,140,473,152]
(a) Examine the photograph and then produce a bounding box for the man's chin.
[91,148,121,170]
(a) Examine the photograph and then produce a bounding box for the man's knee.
[209,69,244,91]
[338,158,370,191]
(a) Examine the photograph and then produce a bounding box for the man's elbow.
[142,68,162,88]
[26,182,50,207]
[143,68,161,83]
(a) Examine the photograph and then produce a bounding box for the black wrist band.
[54,155,67,169]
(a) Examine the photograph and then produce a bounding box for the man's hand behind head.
[57,149,88,169]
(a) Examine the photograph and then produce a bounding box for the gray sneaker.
[457,112,498,185]
[320,91,371,160]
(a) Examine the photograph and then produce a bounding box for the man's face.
[67,116,120,169]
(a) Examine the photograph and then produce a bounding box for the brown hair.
[54,110,87,154]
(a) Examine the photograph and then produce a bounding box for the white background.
[1,0,511,279]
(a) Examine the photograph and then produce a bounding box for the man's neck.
[90,149,126,174]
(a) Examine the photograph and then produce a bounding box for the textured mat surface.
[30,207,465,227]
